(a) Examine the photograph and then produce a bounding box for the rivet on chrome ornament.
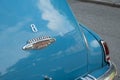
[22,36,56,50]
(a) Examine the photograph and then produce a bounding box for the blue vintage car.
[0,0,117,80]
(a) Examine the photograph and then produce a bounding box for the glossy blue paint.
[80,24,107,67]
[79,23,102,41]
[0,0,108,80]
[0,0,88,80]
[80,27,103,72]
[90,65,109,78]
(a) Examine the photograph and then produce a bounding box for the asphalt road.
[68,0,120,79]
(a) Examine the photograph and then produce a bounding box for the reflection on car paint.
[38,0,75,36]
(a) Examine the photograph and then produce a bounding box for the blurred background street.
[68,0,120,79]
[81,0,120,3]
[94,0,120,3]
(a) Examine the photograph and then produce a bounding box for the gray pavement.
[84,0,120,3]
[79,0,120,7]
[94,0,120,3]
[68,0,120,79]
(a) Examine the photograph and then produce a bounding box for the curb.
[79,0,120,8]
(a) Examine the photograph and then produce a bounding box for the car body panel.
[0,0,89,80]
[0,0,117,80]
[80,27,103,72]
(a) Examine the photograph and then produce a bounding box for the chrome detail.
[101,40,106,54]
[82,32,89,49]
[22,36,56,50]
[97,62,117,80]
[87,74,97,80]
[30,24,38,32]
[44,75,52,80]
[75,74,97,80]
[75,62,117,80]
